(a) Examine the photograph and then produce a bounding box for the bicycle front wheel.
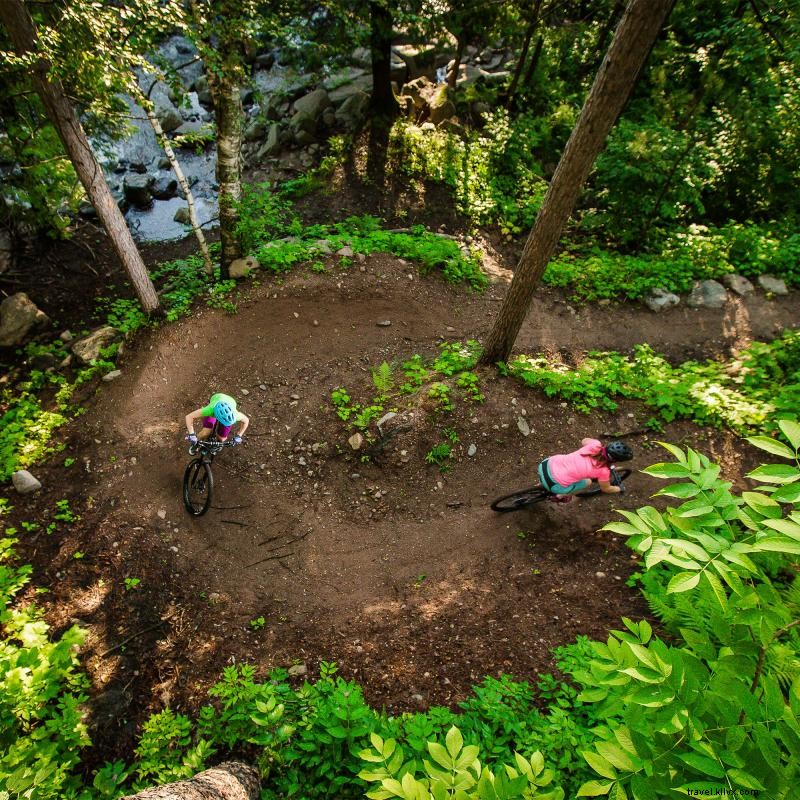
[183,459,213,516]
[490,486,550,512]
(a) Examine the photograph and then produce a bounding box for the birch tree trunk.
[121,761,259,800]
[0,0,160,314]
[208,74,244,279]
[137,87,214,274]
[479,0,674,365]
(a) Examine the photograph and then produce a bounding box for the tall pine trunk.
[369,2,398,117]
[209,73,244,279]
[0,0,160,313]
[479,0,674,365]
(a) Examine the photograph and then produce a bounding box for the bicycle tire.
[490,486,550,512]
[575,468,632,498]
[183,459,213,516]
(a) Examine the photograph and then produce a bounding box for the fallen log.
[121,762,259,800]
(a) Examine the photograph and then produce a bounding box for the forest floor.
[3,206,799,764]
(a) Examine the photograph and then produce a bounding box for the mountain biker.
[538,439,632,504]
[184,393,250,445]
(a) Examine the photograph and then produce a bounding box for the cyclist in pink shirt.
[538,439,632,503]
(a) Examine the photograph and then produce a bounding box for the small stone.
[376,412,397,431]
[102,370,122,382]
[288,663,307,676]
[595,571,607,578]
[259,384,267,390]
[643,287,680,312]
[348,432,364,450]
[336,245,354,257]
[687,279,727,309]
[60,330,74,342]
[517,416,531,437]
[157,509,167,519]
[240,388,249,395]
[350,473,361,479]
[298,457,307,466]
[376,320,392,327]
[290,393,300,400]
[467,444,477,456]
[229,257,259,279]
[757,274,788,295]
[12,470,42,494]
[173,206,192,224]
[722,273,755,296]
[170,546,178,553]
[313,320,319,326]
[208,592,222,604]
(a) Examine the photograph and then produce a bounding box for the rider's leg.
[547,478,591,503]
[198,416,216,440]
[215,422,233,442]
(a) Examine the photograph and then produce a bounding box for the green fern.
[371,361,393,399]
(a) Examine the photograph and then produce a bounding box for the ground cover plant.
[504,329,800,434]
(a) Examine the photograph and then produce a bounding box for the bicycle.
[182,435,238,516]
[490,466,631,512]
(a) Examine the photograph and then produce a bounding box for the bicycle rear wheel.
[490,486,550,512]
[183,459,213,516]
[575,468,632,498]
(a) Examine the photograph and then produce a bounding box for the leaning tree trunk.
[478,0,675,365]
[209,73,244,279]
[137,86,214,274]
[369,1,398,117]
[0,0,160,313]
[121,761,259,800]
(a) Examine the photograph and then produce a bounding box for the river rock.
[123,174,155,209]
[348,432,364,450]
[244,116,268,142]
[152,176,178,200]
[12,470,42,494]
[335,92,370,129]
[687,279,727,308]
[155,101,184,134]
[293,88,331,119]
[256,124,281,160]
[71,326,119,364]
[102,369,122,382]
[174,206,192,225]
[229,256,259,279]
[429,88,456,125]
[757,274,788,295]
[0,292,50,346]
[643,287,680,312]
[722,273,754,296]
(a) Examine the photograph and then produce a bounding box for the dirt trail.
[9,253,798,755]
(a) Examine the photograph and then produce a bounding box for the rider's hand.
[233,435,243,445]
[186,433,198,444]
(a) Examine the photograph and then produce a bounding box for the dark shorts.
[202,416,233,437]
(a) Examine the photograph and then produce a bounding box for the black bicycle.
[183,437,238,516]
[490,466,631,512]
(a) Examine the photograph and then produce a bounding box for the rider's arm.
[185,408,205,435]
[236,413,250,436]
[597,480,621,494]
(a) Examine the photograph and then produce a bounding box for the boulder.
[329,74,373,105]
[71,326,120,364]
[351,46,371,68]
[643,287,680,313]
[244,116,268,142]
[293,88,331,119]
[687,279,727,309]
[229,256,259,279]
[123,174,155,209]
[290,109,318,135]
[155,102,184,133]
[722,274,754,296]
[255,51,275,69]
[757,274,788,295]
[335,92,370,129]
[401,76,435,112]
[322,67,366,91]
[392,43,437,79]
[12,470,42,494]
[152,177,178,200]
[0,292,50,346]
[429,87,456,125]
[256,124,281,160]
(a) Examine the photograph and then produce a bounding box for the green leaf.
[704,571,728,611]
[763,518,800,539]
[577,780,614,797]
[596,740,637,771]
[583,751,618,780]
[428,742,453,770]
[741,491,782,516]
[666,571,700,593]
[746,436,795,459]
[643,462,690,479]
[445,725,463,758]
[746,464,800,484]
[677,752,725,778]
[778,419,800,449]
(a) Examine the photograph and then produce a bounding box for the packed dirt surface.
[5,248,798,760]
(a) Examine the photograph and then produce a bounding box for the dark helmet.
[605,440,633,462]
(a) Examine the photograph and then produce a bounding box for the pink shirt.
[548,439,610,486]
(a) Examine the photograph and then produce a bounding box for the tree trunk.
[478,0,674,366]
[519,35,545,97]
[0,0,160,313]
[504,0,543,106]
[209,74,243,279]
[121,761,259,800]
[137,86,214,274]
[369,2,398,117]
[447,36,466,90]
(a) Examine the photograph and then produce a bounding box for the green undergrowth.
[236,183,487,290]
[504,329,800,434]
[3,435,799,798]
[544,222,800,303]
[330,341,484,458]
